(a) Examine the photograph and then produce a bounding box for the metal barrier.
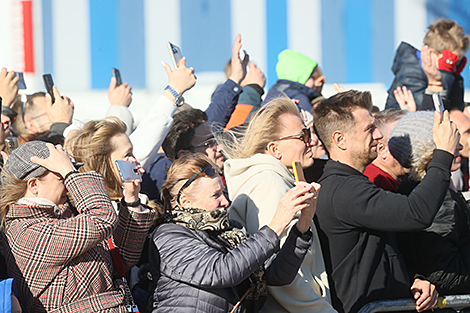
[358,295,470,313]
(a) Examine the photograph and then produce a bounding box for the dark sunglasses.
[177,165,216,204]
[273,128,311,144]
[192,138,217,149]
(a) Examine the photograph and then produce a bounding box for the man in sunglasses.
[385,18,469,111]
[313,90,460,313]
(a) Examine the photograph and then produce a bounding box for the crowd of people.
[0,18,469,313]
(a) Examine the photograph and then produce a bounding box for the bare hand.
[422,45,442,89]
[268,183,316,237]
[297,182,320,232]
[333,83,345,93]
[108,77,132,107]
[162,57,197,97]
[121,156,145,204]
[241,62,265,88]
[411,279,438,312]
[30,143,75,177]
[394,86,416,112]
[0,68,19,108]
[433,110,460,154]
[228,34,249,85]
[46,86,74,124]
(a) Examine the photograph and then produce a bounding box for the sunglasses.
[273,128,311,144]
[177,165,216,204]
[192,138,217,149]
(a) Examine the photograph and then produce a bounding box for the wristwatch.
[164,85,185,107]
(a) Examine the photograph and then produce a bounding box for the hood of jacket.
[224,154,295,199]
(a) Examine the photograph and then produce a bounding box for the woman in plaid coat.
[0,141,154,312]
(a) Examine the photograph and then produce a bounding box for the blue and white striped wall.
[1,0,470,93]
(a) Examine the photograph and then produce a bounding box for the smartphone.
[112,68,122,86]
[432,93,445,121]
[14,72,27,89]
[42,74,55,103]
[167,41,183,69]
[115,160,142,182]
[292,161,306,182]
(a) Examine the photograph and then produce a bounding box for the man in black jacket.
[313,90,460,313]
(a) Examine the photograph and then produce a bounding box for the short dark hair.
[162,108,208,161]
[313,90,372,151]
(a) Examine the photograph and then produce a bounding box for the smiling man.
[313,90,460,313]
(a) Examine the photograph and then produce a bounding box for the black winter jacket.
[315,149,453,313]
[149,222,312,313]
[385,42,464,111]
[263,79,321,113]
[398,185,470,295]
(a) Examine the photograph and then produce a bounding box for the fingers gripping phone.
[167,41,183,69]
[432,93,445,122]
[112,68,122,86]
[292,161,306,182]
[42,74,55,103]
[115,160,141,182]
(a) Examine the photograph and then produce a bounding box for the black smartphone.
[42,74,55,103]
[112,68,122,86]
[14,72,27,89]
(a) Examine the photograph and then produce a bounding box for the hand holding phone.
[14,72,26,89]
[432,93,445,122]
[167,42,183,69]
[112,68,122,86]
[115,160,142,182]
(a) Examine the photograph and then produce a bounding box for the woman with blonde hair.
[149,152,316,312]
[223,97,335,312]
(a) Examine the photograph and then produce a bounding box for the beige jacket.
[225,153,336,313]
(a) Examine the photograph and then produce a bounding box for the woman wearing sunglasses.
[222,98,334,312]
[148,153,317,313]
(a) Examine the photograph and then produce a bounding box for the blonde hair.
[220,97,299,159]
[161,153,219,212]
[65,117,127,199]
[409,140,435,182]
[423,18,469,54]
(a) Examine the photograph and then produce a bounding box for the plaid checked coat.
[2,172,155,312]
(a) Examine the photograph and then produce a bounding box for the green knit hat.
[276,49,318,84]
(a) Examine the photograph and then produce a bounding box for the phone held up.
[167,41,183,69]
[112,68,122,86]
[14,72,27,89]
[42,74,55,103]
[292,161,306,182]
[432,93,445,122]
[115,160,142,182]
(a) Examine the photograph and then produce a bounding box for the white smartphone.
[167,41,183,69]
[432,93,445,121]
[115,160,141,182]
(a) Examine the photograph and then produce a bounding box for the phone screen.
[15,72,27,89]
[167,42,183,69]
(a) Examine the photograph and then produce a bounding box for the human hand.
[241,62,265,88]
[0,68,19,108]
[162,57,197,97]
[108,77,132,107]
[30,143,75,178]
[333,83,345,93]
[46,86,74,124]
[421,46,443,89]
[228,34,249,85]
[297,182,320,233]
[268,182,316,237]
[121,156,145,205]
[433,110,460,154]
[410,278,438,312]
[394,86,416,112]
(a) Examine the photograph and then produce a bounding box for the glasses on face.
[273,128,311,145]
[177,165,216,204]
[192,138,217,149]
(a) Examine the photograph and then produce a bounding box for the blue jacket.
[262,79,320,113]
[0,278,17,313]
[385,42,464,111]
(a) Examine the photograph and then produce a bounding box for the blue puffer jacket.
[262,79,321,113]
[385,42,464,111]
[149,223,312,313]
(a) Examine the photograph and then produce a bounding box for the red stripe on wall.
[22,0,34,73]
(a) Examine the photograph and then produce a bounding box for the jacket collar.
[319,159,365,182]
